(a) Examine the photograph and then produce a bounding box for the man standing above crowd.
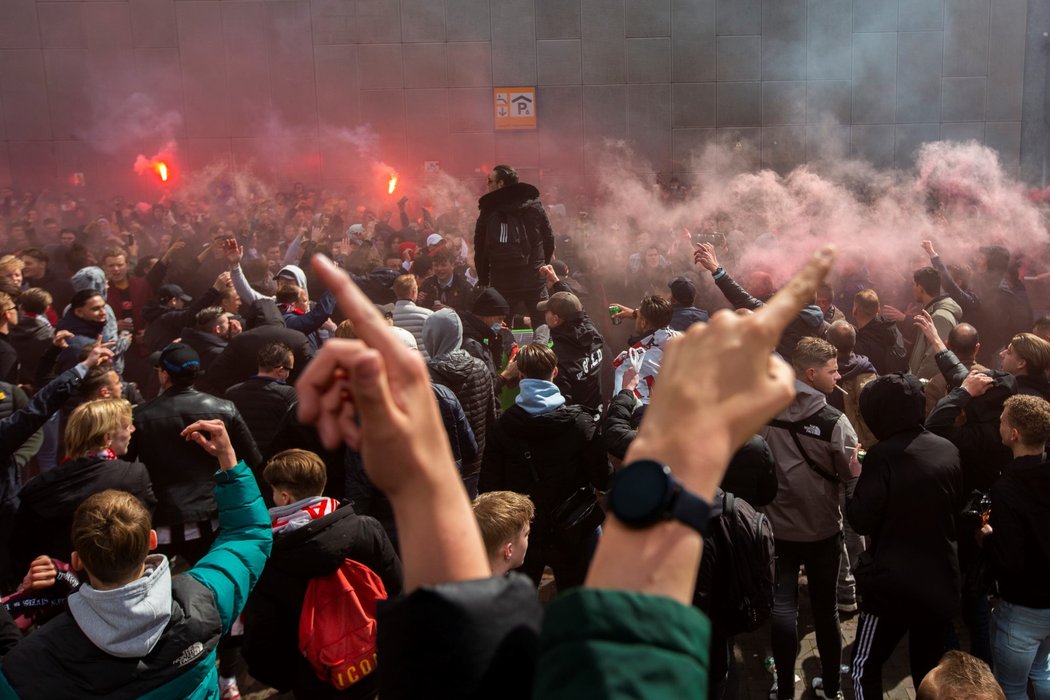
[907,267,963,380]
[474,164,554,326]
[852,289,907,375]
[761,337,859,700]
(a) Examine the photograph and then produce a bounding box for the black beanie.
[472,287,510,316]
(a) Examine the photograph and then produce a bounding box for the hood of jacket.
[860,316,901,343]
[838,352,877,381]
[779,380,829,422]
[478,181,541,213]
[71,266,108,299]
[551,312,602,348]
[275,264,307,290]
[180,326,228,350]
[500,402,584,439]
[427,349,475,393]
[797,305,826,329]
[859,372,925,440]
[516,378,566,415]
[423,307,464,358]
[56,307,105,337]
[926,294,963,322]
[67,553,172,658]
[266,505,371,579]
[244,299,285,329]
[141,299,171,324]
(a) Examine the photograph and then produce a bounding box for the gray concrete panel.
[314,44,360,125]
[762,0,806,81]
[176,1,229,138]
[583,84,628,141]
[673,127,715,167]
[0,50,52,139]
[673,36,715,82]
[762,81,806,126]
[851,32,897,124]
[941,76,986,122]
[310,0,356,45]
[716,81,761,127]
[715,126,761,168]
[853,0,897,33]
[447,42,493,87]
[405,88,450,143]
[762,125,807,173]
[896,31,943,123]
[8,140,56,188]
[448,86,492,132]
[627,0,671,37]
[540,85,584,170]
[990,0,1027,35]
[984,121,1021,174]
[582,0,626,84]
[268,2,317,128]
[807,0,851,81]
[537,40,583,86]
[898,0,942,31]
[357,0,402,43]
[81,2,132,49]
[943,0,989,77]
[537,0,583,40]
[672,0,715,36]
[716,0,760,35]
[940,121,985,143]
[403,43,448,88]
[627,38,671,83]
[222,2,271,137]
[716,36,760,81]
[806,123,850,161]
[986,33,1024,122]
[446,0,491,41]
[850,124,895,167]
[628,83,671,170]
[496,131,540,168]
[491,0,536,85]
[807,80,851,123]
[358,43,404,89]
[130,0,178,48]
[359,89,407,163]
[44,50,89,139]
[0,0,40,49]
[38,3,85,48]
[893,122,940,167]
[401,0,446,43]
[673,82,715,127]
[449,131,495,175]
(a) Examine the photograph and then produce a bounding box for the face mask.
[490,322,502,333]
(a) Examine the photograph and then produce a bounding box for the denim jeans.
[838,478,864,604]
[771,533,843,699]
[991,599,1050,699]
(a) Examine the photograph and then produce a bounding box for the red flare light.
[155,162,169,182]
[387,173,398,194]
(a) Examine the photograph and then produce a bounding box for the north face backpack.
[709,492,776,635]
[485,210,531,269]
[299,558,388,690]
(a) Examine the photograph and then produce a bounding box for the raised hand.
[181,419,238,470]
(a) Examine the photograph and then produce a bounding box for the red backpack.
[299,559,388,689]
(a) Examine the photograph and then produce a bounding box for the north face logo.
[802,424,821,436]
[173,642,205,667]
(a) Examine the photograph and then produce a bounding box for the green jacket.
[0,461,271,699]
[534,588,711,699]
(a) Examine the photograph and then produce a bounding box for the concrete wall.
[0,0,1044,196]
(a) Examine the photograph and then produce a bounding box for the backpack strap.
[768,419,841,484]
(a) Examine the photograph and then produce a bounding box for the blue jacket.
[281,290,337,352]
[0,462,272,699]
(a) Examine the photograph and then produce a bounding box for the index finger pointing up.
[755,246,835,344]
[311,254,410,366]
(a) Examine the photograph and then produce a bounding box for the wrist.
[712,266,726,280]
[217,450,238,470]
[624,432,731,502]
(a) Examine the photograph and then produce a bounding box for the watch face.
[610,460,671,526]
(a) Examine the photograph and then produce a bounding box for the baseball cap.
[149,342,201,377]
[345,223,366,238]
[158,283,191,303]
[536,291,582,318]
[426,233,444,248]
[668,276,697,305]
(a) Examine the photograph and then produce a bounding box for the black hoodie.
[854,316,907,374]
[985,453,1050,608]
[474,182,554,293]
[550,311,605,414]
[848,373,964,618]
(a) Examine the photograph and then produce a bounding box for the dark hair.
[913,266,941,297]
[516,343,558,380]
[19,247,47,263]
[80,365,118,399]
[980,245,1011,275]
[71,288,103,310]
[195,306,226,332]
[639,295,674,329]
[431,250,455,266]
[275,284,301,305]
[258,342,292,372]
[492,164,519,187]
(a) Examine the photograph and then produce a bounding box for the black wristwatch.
[608,459,714,537]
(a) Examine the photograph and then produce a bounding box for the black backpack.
[705,492,776,635]
[485,210,530,269]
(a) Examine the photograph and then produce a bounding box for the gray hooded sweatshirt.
[67,554,172,658]
[231,263,307,307]
[422,307,464,359]
[69,266,130,374]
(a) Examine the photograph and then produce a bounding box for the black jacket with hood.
[984,453,1050,608]
[242,504,403,699]
[141,286,222,354]
[548,281,605,414]
[474,182,555,294]
[854,316,908,375]
[847,373,964,619]
[13,456,156,574]
[199,300,314,396]
[424,309,497,481]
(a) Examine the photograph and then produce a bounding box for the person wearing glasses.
[224,342,298,459]
[0,292,19,384]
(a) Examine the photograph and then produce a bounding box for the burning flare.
[155,162,169,182]
[133,141,176,186]
[387,173,398,194]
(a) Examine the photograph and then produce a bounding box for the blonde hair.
[393,274,417,299]
[72,490,151,585]
[1003,395,1050,446]
[263,449,327,501]
[334,319,356,339]
[853,289,880,316]
[1008,332,1050,376]
[0,255,24,275]
[473,491,535,559]
[64,398,133,458]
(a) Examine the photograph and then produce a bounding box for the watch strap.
[669,481,712,537]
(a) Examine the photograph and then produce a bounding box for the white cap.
[426,233,444,248]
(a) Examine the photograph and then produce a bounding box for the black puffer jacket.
[848,373,964,618]
[13,456,155,573]
[479,404,610,538]
[128,385,262,526]
[985,453,1050,608]
[242,505,403,699]
[474,182,554,294]
[224,376,297,458]
[549,304,605,414]
[199,300,313,396]
[428,351,496,480]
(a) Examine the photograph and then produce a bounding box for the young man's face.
[221,291,241,314]
[816,291,832,314]
[508,523,530,570]
[544,309,562,329]
[60,230,77,246]
[1,267,22,288]
[807,358,841,394]
[102,255,128,283]
[20,255,45,279]
[75,295,108,323]
[110,419,135,456]
[999,343,1025,376]
[433,259,454,281]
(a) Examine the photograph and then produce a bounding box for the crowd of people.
[0,164,1044,700]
